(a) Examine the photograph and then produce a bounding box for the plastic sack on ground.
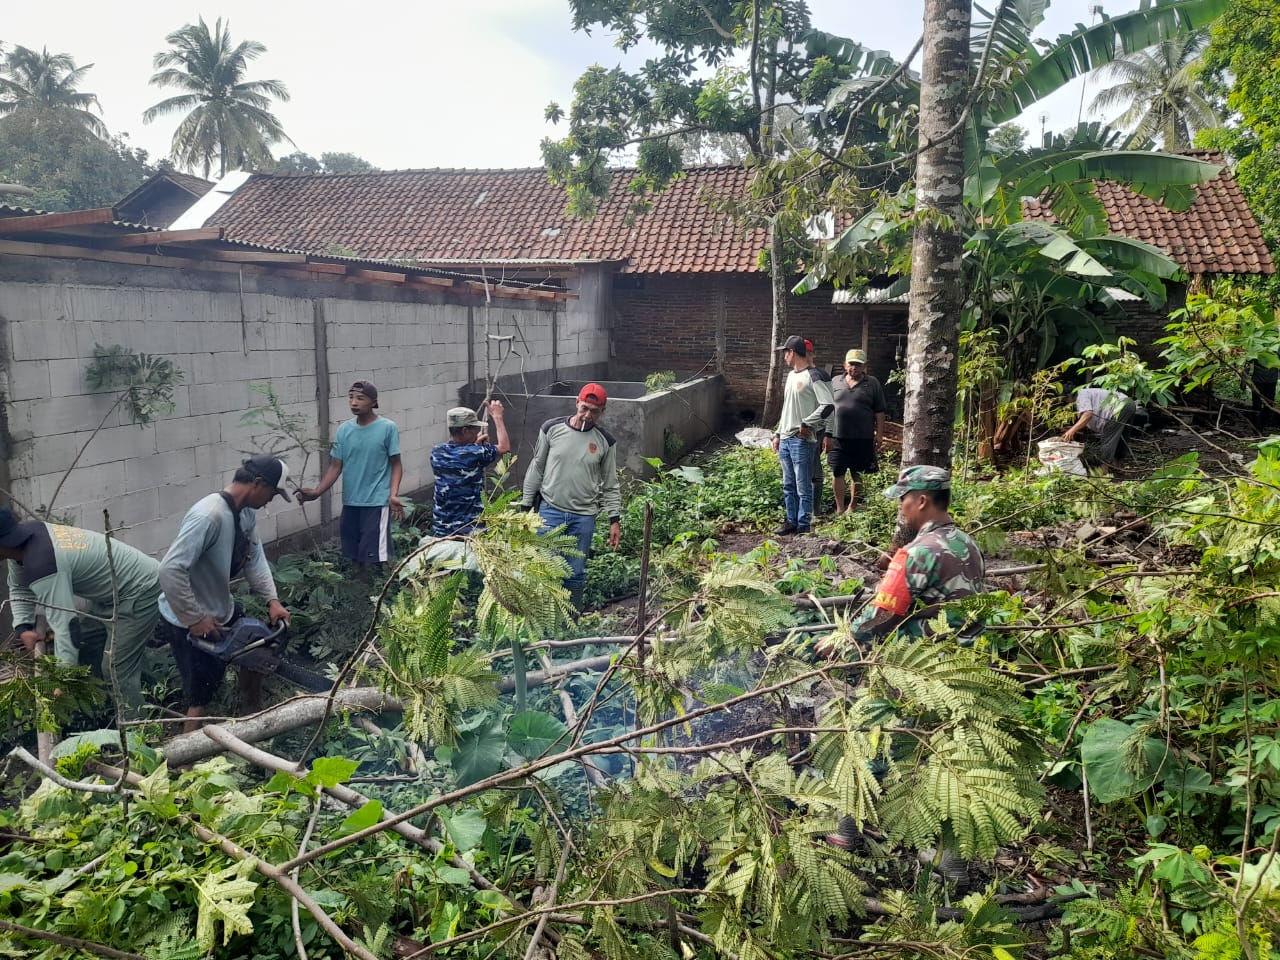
[1035,439,1086,477]
[736,427,775,449]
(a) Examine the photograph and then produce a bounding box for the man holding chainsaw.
[158,455,293,732]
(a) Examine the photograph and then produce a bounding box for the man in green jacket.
[0,509,161,715]
[520,383,623,611]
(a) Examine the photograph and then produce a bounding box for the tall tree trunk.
[902,0,972,467]
[763,218,787,422]
[758,30,786,424]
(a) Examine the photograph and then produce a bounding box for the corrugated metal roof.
[832,285,1141,305]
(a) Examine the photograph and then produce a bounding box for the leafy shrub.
[645,370,676,393]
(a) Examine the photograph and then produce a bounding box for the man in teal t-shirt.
[297,381,404,564]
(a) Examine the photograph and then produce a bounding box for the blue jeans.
[538,503,597,594]
[779,436,815,528]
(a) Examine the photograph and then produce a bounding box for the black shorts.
[163,605,242,708]
[827,437,878,476]
[340,505,392,565]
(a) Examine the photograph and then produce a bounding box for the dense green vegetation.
[5,371,1280,956]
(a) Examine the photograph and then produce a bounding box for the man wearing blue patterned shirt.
[430,401,510,537]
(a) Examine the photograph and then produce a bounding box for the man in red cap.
[520,383,623,611]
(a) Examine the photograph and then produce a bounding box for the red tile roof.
[1022,150,1274,275]
[203,166,763,274]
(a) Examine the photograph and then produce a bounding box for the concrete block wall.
[0,255,598,557]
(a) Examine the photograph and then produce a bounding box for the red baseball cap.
[804,339,815,354]
[578,383,608,405]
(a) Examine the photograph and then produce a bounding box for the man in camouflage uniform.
[823,465,985,853]
[848,465,984,642]
[430,401,510,538]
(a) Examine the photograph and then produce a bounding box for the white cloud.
[1,0,1142,173]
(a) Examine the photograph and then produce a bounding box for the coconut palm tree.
[143,17,291,178]
[0,45,107,138]
[1089,29,1220,150]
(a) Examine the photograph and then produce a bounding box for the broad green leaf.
[306,756,360,789]
[429,901,461,943]
[194,861,258,949]
[450,717,507,786]
[440,808,487,852]
[0,873,27,894]
[473,889,515,912]
[1080,718,1169,803]
[670,465,705,484]
[339,800,383,835]
[434,865,473,885]
[508,711,570,759]
[987,0,1232,124]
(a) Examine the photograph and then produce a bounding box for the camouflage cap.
[447,406,484,429]
[883,464,952,498]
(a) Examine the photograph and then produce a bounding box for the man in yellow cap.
[827,349,886,512]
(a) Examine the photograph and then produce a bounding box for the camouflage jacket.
[430,441,501,537]
[852,520,985,641]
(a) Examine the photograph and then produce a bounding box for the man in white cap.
[157,454,293,732]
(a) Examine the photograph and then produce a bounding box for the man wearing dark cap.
[430,400,510,537]
[0,510,161,716]
[296,380,403,565]
[520,383,623,611]
[771,336,835,535]
[844,465,984,644]
[158,455,293,732]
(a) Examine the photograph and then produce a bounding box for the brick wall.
[611,273,908,423]
[0,255,600,556]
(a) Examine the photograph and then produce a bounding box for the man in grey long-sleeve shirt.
[520,382,623,611]
[158,455,293,732]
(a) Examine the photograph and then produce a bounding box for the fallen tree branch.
[0,919,146,960]
[276,658,870,873]
[496,655,616,694]
[90,761,378,960]
[11,746,140,797]
[538,652,608,788]
[200,725,510,899]
[159,687,402,766]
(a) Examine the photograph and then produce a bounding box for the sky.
[2,0,1135,174]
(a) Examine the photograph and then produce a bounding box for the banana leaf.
[987,0,1231,125]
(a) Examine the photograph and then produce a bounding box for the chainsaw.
[187,617,331,692]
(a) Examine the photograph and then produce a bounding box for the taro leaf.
[51,728,141,759]
[508,711,570,759]
[339,800,383,835]
[0,873,27,894]
[1080,718,1169,803]
[474,889,514,912]
[450,716,507,786]
[434,865,473,885]
[440,807,487,852]
[429,901,461,943]
[670,465,705,484]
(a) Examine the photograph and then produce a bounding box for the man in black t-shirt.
[827,349,887,512]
